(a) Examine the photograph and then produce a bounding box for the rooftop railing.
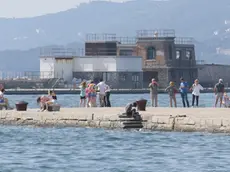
[40,47,84,57]
[116,37,137,44]
[175,37,194,44]
[136,29,175,38]
[85,33,117,41]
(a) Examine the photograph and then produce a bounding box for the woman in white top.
[190,79,204,107]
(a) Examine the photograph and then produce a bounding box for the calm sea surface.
[0,93,228,171]
[1,127,230,171]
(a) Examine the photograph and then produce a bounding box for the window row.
[176,50,192,60]
[145,46,193,60]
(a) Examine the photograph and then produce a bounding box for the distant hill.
[1,0,230,71]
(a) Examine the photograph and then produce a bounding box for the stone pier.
[0,108,230,133]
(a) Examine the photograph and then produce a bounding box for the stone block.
[99,121,111,128]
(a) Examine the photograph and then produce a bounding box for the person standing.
[214,79,225,107]
[97,79,107,107]
[165,81,177,107]
[88,81,97,107]
[179,77,190,107]
[105,85,111,107]
[190,79,203,107]
[79,81,87,107]
[72,77,77,89]
[148,78,159,107]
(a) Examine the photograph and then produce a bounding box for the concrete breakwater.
[1,107,230,133]
[4,88,230,95]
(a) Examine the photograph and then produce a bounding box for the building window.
[106,73,111,81]
[146,47,156,60]
[132,75,139,81]
[176,50,181,59]
[186,50,192,60]
[120,74,126,81]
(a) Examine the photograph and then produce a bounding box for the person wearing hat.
[214,78,225,107]
[179,77,190,107]
[148,78,159,107]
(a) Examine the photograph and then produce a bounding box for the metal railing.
[86,33,117,41]
[175,37,194,44]
[0,71,64,80]
[40,47,83,57]
[116,37,137,44]
[136,29,175,38]
[143,60,204,68]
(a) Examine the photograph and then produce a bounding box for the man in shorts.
[214,79,225,107]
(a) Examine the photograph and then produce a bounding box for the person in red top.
[37,95,52,111]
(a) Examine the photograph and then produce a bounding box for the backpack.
[216,83,224,92]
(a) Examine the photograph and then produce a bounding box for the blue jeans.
[181,92,189,107]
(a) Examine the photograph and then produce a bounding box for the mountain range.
[1,0,230,72]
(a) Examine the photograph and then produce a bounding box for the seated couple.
[37,91,57,111]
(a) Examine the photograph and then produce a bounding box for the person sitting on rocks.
[37,95,53,112]
[50,90,57,100]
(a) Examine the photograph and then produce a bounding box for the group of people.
[79,79,111,108]
[149,77,227,108]
[37,90,57,111]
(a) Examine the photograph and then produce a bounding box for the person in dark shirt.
[125,102,137,117]
[214,79,225,107]
[179,77,190,107]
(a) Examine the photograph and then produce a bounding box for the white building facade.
[40,56,143,88]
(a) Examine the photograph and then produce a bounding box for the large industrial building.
[40,29,200,88]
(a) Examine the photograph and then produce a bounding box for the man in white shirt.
[97,79,107,107]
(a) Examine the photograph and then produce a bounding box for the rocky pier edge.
[0,107,230,133]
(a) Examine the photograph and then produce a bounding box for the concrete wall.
[74,56,116,72]
[73,56,142,72]
[198,64,230,87]
[40,57,54,78]
[54,58,73,82]
[116,56,142,71]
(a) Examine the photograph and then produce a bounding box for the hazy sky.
[0,0,127,18]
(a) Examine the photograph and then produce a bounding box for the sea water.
[0,93,227,171]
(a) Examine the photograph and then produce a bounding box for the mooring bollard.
[92,113,94,120]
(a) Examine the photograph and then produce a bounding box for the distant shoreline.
[3,88,227,95]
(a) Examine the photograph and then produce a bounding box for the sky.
[0,0,127,18]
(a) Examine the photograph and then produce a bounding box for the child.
[79,81,86,107]
[165,81,177,107]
